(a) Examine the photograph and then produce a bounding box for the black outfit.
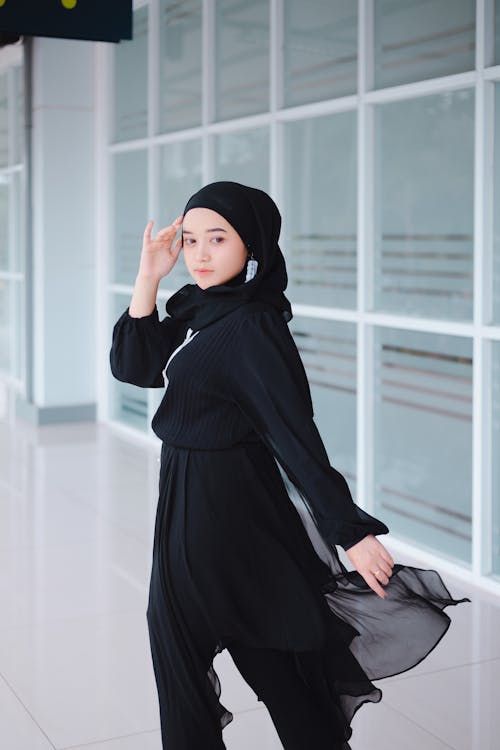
[110,299,469,750]
[111,181,468,749]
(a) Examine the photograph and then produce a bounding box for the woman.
[110,181,468,750]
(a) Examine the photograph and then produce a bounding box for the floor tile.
[0,611,159,749]
[0,526,151,631]
[0,676,55,750]
[0,487,120,550]
[69,730,162,750]
[350,699,453,749]
[381,657,500,750]
[0,418,498,750]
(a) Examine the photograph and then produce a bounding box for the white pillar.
[16,36,96,424]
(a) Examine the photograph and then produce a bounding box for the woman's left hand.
[345,534,394,599]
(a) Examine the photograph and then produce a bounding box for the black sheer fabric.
[110,300,469,750]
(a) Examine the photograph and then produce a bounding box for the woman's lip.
[195,269,213,273]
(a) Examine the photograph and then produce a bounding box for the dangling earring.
[245,250,258,282]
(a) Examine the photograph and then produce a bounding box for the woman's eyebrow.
[182,227,227,234]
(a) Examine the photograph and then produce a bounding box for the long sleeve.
[110,305,185,388]
[224,308,389,551]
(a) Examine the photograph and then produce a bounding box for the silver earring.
[245,251,258,282]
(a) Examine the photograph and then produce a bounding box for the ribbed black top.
[109,300,389,550]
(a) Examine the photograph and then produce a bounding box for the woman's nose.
[195,241,210,260]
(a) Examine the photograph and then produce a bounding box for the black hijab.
[164,181,293,330]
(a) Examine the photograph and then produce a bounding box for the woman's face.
[182,207,248,289]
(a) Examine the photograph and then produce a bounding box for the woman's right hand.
[345,534,394,599]
[137,215,184,280]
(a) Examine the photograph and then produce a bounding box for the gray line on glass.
[380,485,472,524]
[381,286,473,298]
[381,377,472,405]
[382,23,474,53]
[381,502,471,542]
[383,362,471,385]
[382,395,471,422]
[382,345,472,366]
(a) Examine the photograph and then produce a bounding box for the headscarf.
[164,181,293,330]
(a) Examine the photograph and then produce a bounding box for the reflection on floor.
[0,420,497,750]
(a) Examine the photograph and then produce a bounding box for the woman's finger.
[143,220,153,242]
[153,224,181,240]
[170,236,182,258]
[374,569,390,585]
[365,572,387,599]
[161,216,183,234]
[377,560,393,578]
[147,216,183,240]
[380,548,394,567]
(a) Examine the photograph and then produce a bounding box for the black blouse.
[110,300,389,551]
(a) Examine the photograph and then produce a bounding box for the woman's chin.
[192,273,234,289]
[195,279,215,289]
[193,275,218,289]
[190,270,244,288]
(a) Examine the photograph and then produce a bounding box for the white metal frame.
[97,0,500,594]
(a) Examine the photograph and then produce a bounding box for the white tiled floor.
[0,419,498,750]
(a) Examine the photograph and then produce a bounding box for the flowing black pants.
[147,600,341,750]
[227,641,342,750]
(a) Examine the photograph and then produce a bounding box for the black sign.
[0,0,132,44]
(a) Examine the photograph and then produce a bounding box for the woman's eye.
[183,236,223,245]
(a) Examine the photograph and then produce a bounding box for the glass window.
[111,149,148,286]
[113,5,148,143]
[13,280,23,380]
[0,171,24,276]
[373,0,476,89]
[0,72,7,167]
[0,178,8,271]
[291,316,357,498]
[284,0,357,107]
[373,326,473,563]
[13,65,24,164]
[159,0,202,133]
[11,170,24,274]
[158,138,202,293]
[0,279,8,374]
[0,279,23,379]
[493,342,500,576]
[215,0,270,121]
[373,89,474,320]
[495,0,500,65]
[493,83,500,323]
[109,294,148,431]
[283,112,357,309]
[0,63,25,383]
[214,127,270,191]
